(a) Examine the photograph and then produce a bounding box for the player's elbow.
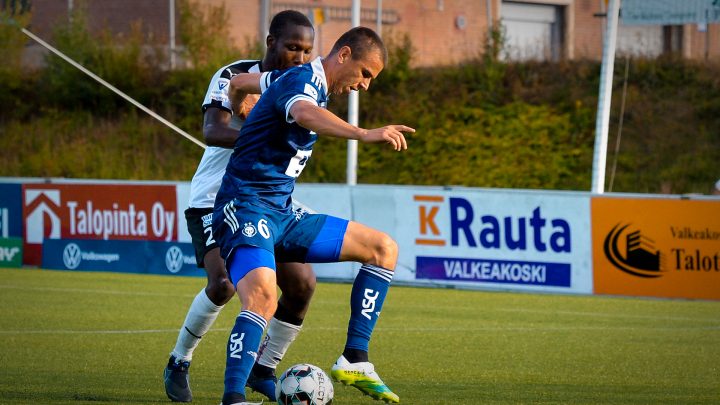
[203,125,221,145]
[203,125,236,148]
[290,103,315,128]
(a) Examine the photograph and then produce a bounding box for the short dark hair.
[269,10,313,40]
[329,27,387,65]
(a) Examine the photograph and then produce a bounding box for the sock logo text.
[361,288,379,320]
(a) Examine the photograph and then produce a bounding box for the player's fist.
[238,94,260,119]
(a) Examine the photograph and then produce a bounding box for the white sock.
[257,318,302,369]
[170,289,223,362]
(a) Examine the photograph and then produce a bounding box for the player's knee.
[288,271,316,302]
[249,290,278,320]
[206,276,235,305]
[369,233,398,269]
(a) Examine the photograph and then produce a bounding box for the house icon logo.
[603,223,665,278]
[25,189,62,244]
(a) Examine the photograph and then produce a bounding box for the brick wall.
[22,0,720,66]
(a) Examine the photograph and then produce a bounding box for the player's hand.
[237,94,260,119]
[363,125,415,151]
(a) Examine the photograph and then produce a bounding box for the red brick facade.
[20,0,720,66]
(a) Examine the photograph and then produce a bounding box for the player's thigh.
[339,221,398,269]
[276,262,316,300]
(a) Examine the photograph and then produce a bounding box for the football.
[276,363,334,405]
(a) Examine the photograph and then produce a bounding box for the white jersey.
[188,60,262,208]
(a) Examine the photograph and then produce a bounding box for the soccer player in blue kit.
[164,11,318,403]
[213,27,414,405]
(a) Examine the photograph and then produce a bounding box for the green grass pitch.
[1,267,718,404]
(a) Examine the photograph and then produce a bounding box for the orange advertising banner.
[592,197,720,300]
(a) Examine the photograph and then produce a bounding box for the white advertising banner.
[392,187,592,294]
[295,184,594,294]
[176,182,192,243]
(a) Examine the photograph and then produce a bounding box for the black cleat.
[164,355,192,402]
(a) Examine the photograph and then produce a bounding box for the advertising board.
[23,183,178,265]
[592,197,720,300]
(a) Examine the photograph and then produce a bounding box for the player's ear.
[266,35,275,49]
[338,46,352,63]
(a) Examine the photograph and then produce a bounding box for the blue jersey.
[216,57,329,213]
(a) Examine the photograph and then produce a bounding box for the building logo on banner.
[592,197,720,300]
[63,243,82,269]
[25,189,62,244]
[412,194,575,288]
[604,223,664,278]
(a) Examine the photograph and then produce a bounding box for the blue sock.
[224,310,267,397]
[345,264,394,353]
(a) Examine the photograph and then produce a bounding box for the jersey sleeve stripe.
[260,72,273,93]
[284,95,318,124]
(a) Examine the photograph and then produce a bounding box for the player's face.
[331,47,384,95]
[267,26,314,70]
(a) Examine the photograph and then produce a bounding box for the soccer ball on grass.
[276,363,334,405]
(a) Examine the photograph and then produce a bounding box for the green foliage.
[0,111,200,180]
[0,9,34,120]
[355,102,592,190]
[42,6,164,116]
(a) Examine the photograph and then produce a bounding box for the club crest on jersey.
[293,208,307,221]
[242,222,257,237]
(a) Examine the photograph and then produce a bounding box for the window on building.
[501,1,565,61]
[616,23,684,58]
[0,0,31,15]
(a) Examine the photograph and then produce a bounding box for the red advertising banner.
[592,197,720,300]
[23,183,178,265]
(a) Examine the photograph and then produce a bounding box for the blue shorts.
[212,199,349,284]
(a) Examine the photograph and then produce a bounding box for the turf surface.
[1,268,718,404]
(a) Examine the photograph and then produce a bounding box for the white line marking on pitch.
[1,324,718,336]
[0,284,196,298]
[498,308,720,323]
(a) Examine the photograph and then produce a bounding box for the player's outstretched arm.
[290,101,414,151]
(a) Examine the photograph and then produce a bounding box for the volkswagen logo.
[63,243,82,269]
[165,246,184,274]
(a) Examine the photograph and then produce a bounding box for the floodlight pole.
[260,0,271,46]
[347,0,360,185]
[169,0,176,69]
[590,0,621,194]
[377,0,382,34]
